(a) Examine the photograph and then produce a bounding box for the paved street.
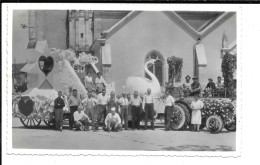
[12,118,235,151]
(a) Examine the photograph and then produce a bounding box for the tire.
[224,116,236,132]
[175,100,193,114]
[20,118,41,128]
[43,118,55,127]
[206,115,223,134]
[176,103,190,130]
[170,105,186,130]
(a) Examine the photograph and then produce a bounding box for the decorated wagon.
[161,96,236,134]
[12,88,70,128]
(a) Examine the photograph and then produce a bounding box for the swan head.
[146,59,156,65]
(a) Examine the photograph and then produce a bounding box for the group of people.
[168,75,225,98]
[84,72,107,93]
[53,86,205,132]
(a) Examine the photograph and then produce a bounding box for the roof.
[100,11,235,40]
[12,63,27,75]
[175,11,224,32]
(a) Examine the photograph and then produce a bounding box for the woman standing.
[190,94,204,132]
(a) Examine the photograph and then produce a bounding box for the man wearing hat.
[104,107,122,132]
[191,76,202,96]
[182,75,192,97]
[73,106,90,131]
[216,76,225,97]
[204,78,216,97]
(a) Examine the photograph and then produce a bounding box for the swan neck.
[144,61,155,81]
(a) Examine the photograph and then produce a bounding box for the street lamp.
[20,24,35,29]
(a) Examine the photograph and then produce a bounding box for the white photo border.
[2,3,242,158]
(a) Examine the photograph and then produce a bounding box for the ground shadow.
[162,145,234,151]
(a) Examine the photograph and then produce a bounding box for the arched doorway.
[145,50,164,85]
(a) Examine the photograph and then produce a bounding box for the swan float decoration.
[126,58,165,113]
[126,59,162,96]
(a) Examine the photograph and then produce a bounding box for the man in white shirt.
[104,107,122,132]
[183,75,192,97]
[95,72,106,93]
[95,89,109,130]
[143,88,155,130]
[163,91,175,131]
[129,91,142,130]
[82,92,97,126]
[73,106,90,131]
[118,93,129,130]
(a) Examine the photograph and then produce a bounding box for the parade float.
[125,55,236,133]
[12,45,236,133]
[12,45,114,128]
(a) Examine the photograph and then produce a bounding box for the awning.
[20,62,40,74]
[195,44,207,67]
[102,44,112,65]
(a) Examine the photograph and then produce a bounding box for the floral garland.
[221,52,237,98]
[201,99,236,127]
[167,56,183,82]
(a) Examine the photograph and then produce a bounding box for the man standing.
[68,89,81,129]
[82,92,97,127]
[191,77,202,96]
[73,106,90,131]
[163,91,175,131]
[143,88,155,130]
[130,91,142,130]
[119,93,129,130]
[95,72,106,93]
[54,91,65,131]
[182,75,192,97]
[107,91,118,114]
[104,107,122,132]
[204,78,216,97]
[96,89,109,130]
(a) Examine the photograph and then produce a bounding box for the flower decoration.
[201,99,236,127]
[167,56,183,82]
[221,52,237,98]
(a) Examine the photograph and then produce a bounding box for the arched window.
[145,51,164,85]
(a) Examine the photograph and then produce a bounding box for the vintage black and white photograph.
[9,6,238,152]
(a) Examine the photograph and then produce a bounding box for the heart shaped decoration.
[38,56,54,77]
[18,97,35,117]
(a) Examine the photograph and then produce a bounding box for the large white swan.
[126,59,162,97]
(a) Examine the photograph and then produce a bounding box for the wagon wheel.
[176,103,190,130]
[20,118,41,128]
[206,115,223,134]
[43,118,55,127]
[170,105,185,130]
[224,116,236,132]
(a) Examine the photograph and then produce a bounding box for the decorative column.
[69,10,76,50]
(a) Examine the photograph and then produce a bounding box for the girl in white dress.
[190,94,204,132]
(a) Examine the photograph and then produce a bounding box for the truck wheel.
[224,116,236,132]
[176,103,190,130]
[206,115,223,134]
[170,105,185,130]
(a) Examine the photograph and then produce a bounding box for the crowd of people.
[53,85,205,133]
[166,75,226,98]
